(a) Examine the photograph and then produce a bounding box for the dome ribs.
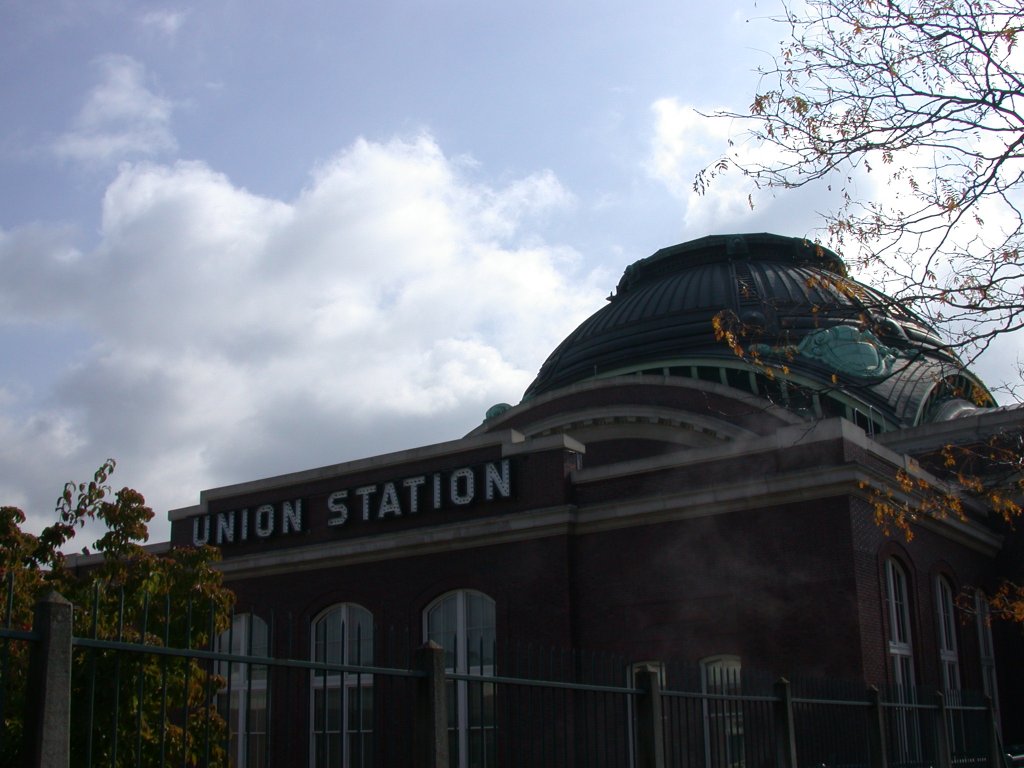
[522,233,992,427]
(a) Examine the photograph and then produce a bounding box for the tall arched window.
[974,591,1000,727]
[701,655,744,768]
[217,614,269,768]
[935,577,961,692]
[884,558,919,763]
[424,590,496,768]
[885,558,915,692]
[310,603,374,768]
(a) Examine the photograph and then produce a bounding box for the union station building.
[163,233,1024,764]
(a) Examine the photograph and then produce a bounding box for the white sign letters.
[190,458,513,547]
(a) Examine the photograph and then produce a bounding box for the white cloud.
[138,9,188,38]
[0,134,603,539]
[648,98,757,228]
[53,55,176,164]
[647,97,877,243]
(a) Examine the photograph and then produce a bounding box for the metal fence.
[0,585,1006,768]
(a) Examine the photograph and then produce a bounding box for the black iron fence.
[0,587,1007,768]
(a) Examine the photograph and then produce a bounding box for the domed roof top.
[523,233,992,429]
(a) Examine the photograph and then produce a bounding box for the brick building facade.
[163,233,1024,765]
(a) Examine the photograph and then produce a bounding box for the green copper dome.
[523,233,992,429]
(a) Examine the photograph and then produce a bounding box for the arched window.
[974,591,1000,727]
[310,603,374,768]
[701,655,744,768]
[885,558,915,692]
[935,577,961,692]
[884,558,919,763]
[424,590,496,768]
[217,614,269,768]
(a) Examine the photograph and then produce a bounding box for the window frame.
[309,602,375,768]
[884,558,916,692]
[217,613,269,768]
[423,589,496,768]
[974,590,1000,730]
[934,576,961,693]
[700,654,744,768]
[884,558,920,764]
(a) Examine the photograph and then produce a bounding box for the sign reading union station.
[189,458,514,547]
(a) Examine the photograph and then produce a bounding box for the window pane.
[887,561,910,646]
[315,687,341,731]
[465,593,495,671]
[315,734,342,767]
[249,690,267,731]
[250,616,269,655]
[427,595,458,671]
[348,605,373,665]
[349,733,373,768]
[316,608,344,665]
[467,728,496,768]
[314,603,373,667]
[466,592,488,628]
[467,681,495,724]
[247,734,266,768]
[893,654,914,696]
[347,685,373,731]
[936,579,960,691]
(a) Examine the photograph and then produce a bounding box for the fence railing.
[0,590,1008,768]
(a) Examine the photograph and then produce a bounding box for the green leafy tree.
[0,459,235,766]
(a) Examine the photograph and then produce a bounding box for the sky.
[1,0,1018,544]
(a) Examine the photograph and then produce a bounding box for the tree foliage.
[0,460,234,766]
[862,431,1024,623]
[698,0,1024,368]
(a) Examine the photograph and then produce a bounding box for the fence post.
[867,686,888,768]
[24,590,73,768]
[633,663,665,768]
[413,641,449,768]
[934,691,952,768]
[774,678,798,768]
[984,696,1003,768]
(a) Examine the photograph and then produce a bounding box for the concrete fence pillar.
[413,641,449,768]
[867,686,889,768]
[24,589,72,768]
[633,663,665,768]
[934,691,952,768]
[774,678,798,768]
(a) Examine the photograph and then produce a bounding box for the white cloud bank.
[0,134,603,539]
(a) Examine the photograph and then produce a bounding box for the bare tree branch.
[699,0,1024,368]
